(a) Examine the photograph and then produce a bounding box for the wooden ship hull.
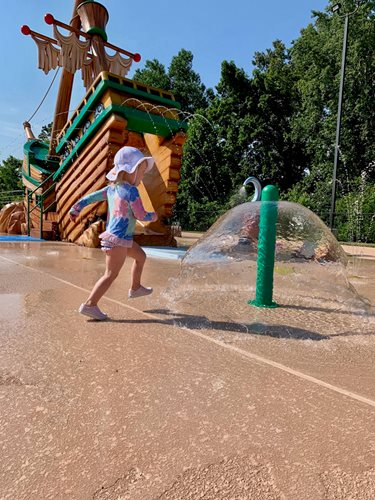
[55,71,187,246]
[20,1,187,246]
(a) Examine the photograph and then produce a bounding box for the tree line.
[1,0,374,242]
[133,0,375,242]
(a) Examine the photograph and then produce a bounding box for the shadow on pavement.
[104,308,332,341]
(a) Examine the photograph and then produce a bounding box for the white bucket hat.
[106,146,154,181]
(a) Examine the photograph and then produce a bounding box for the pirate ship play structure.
[19,0,187,246]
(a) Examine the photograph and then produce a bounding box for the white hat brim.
[106,156,154,181]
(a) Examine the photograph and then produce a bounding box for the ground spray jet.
[243,178,279,308]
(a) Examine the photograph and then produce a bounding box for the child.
[69,146,158,320]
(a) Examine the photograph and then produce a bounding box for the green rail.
[26,172,56,239]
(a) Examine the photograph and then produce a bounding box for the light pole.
[329,0,363,232]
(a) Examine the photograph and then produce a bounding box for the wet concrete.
[0,241,375,499]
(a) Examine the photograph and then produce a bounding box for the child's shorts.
[99,235,133,252]
[101,239,116,252]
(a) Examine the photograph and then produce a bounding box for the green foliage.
[168,49,211,113]
[335,176,375,242]
[134,49,212,113]
[133,59,171,89]
[174,111,231,229]
[136,2,375,242]
[38,122,52,143]
[290,0,375,183]
[0,156,22,192]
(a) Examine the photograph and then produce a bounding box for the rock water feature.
[157,199,374,340]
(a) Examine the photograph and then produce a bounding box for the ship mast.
[22,0,140,155]
[49,0,82,156]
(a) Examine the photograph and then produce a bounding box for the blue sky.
[0,0,328,162]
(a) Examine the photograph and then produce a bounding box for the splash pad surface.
[1,240,375,498]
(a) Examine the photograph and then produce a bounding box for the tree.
[174,110,229,230]
[249,41,309,191]
[335,180,375,242]
[287,0,375,221]
[0,156,23,192]
[134,49,212,114]
[168,49,211,113]
[175,49,308,230]
[133,59,171,90]
[174,60,254,229]
[38,122,52,143]
[137,2,375,240]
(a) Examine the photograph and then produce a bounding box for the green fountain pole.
[249,184,279,308]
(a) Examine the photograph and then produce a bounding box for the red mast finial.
[21,25,31,35]
[44,13,55,25]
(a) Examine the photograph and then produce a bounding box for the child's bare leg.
[127,241,146,291]
[85,247,127,306]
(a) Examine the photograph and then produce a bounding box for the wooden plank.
[57,148,113,210]
[144,167,180,191]
[156,163,182,183]
[41,220,57,231]
[58,113,126,183]
[57,115,126,195]
[108,130,128,145]
[23,177,42,193]
[142,169,180,209]
[154,154,182,174]
[143,180,179,200]
[57,147,116,212]
[59,171,108,230]
[164,180,179,191]
[159,205,173,217]
[29,209,41,228]
[29,166,44,182]
[163,168,181,181]
[30,227,56,240]
[42,192,56,211]
[63,199,106,242]
[170,131,187,145]
[57,139,109,194]
[57,146,111,209]
[126,131,145,150]
[152,192,176,209]
[141,132,184,230]
[57,139,105,192]
[144,133,184,158]
[45,212,59,222]
[58,169,108,230]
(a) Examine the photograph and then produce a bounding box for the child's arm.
[128,186,158,222]
[69,187,108,220]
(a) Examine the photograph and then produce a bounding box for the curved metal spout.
[243,176,262,202]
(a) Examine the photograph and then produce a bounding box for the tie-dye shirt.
[69,183,157,248]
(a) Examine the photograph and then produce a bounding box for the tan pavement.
[0,241,375,499]
[341,244,375,260]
